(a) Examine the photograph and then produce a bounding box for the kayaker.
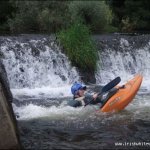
[70,82,102,107]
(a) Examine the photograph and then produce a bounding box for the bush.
[124,0,150,31]
[104,25,119,33]
[8,1,39,33]
[38,8,53,32]
[8,1,70,33]
[68,1,112,33]
[121,17,137,32]
[0,23,10,34]
[38,5,69,33]
[57,22,98,71]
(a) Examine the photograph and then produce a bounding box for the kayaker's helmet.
[71,82,86,95]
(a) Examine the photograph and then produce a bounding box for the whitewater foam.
[12,102,96,120]
[1,35,150,121]
[11,85,73,100]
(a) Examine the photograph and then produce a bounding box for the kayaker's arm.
[75,96,85,106]
[75,92,98,106]
[84,92,99,104]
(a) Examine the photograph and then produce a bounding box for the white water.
[11,85,72,99]
[0,37,79,89]
[12,103,97,120]
[96,38,150,91]
[0,36,150,120]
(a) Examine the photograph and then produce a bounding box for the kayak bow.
[101,74,143,112]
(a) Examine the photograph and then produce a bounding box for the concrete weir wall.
[0,62,20,149]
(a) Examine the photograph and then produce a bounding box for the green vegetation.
[68,1,112,33]
[124,0,150,31]
[0,1,15,33]
[6,1,69,33]
[8,1,39,33]
[107,0,150,32]
[57,22,98,71]
[0,0,150,71]
[1,0,150,33]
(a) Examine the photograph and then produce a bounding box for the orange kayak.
[101,74,143,112]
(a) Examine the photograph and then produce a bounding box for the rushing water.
[0,34,150,149]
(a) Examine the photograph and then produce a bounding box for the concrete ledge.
[0,82,20,149]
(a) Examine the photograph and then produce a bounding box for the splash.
[1,35,150,120]
[0,36,79,89]
[96,38,150,92]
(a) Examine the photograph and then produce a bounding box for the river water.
[0,34,150,149]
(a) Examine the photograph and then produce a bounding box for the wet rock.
[79,69,96,84]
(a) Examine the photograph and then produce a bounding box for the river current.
[0,34,150,149]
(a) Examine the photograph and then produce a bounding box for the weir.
[0,35,79,89]
[94,34,150,87]
[0,34,150,149]
[0,34,150,90]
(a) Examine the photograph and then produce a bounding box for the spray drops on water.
[1,35,150,149]
[0,36,79,89]
[96,38,150,88]
[1,35,150,120]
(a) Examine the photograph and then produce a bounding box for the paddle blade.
[101,77,121,93]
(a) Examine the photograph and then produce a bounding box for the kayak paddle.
[84,76,121,107]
